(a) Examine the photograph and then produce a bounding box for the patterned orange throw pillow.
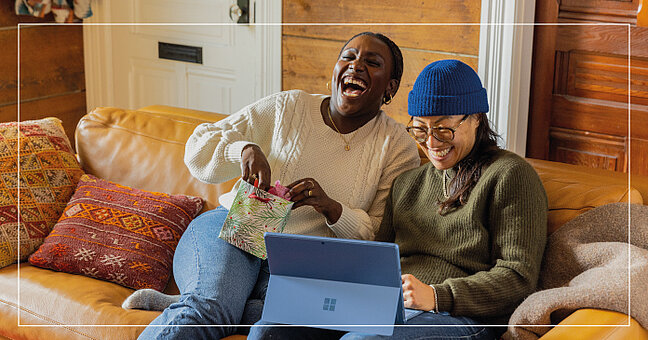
[0,118,84,269]
[29,174,204,291]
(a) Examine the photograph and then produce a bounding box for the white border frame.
[479,0,536,155]
[16,22,632,330]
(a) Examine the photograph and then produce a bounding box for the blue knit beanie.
[408,59,489,117]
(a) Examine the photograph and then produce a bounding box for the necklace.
[327,105,356,151]
[442,170,451,198]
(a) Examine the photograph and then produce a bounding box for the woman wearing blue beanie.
[343,60,549,339]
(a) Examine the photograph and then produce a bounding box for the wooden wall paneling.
[283,25,480,57]
[282,0,481,55]
[282,1,483,125]
[0,105,17,123]
[558,12,635,25]
[632,108,648,139]
[282,35,478,125]
[1,2,58,105]
[630,137,648,175]
[0,92,86,144]
[551,96,648,141]
[526,0,560,159]
[1,4,86,150]
[281,36,336,95]
[529,0,648,176]
[631,26,648,56]
[552,95,626,136]
[565,51,648,106]
[0,29,18,105]
[1,27,85,104]
[549,127,627,171]
[556,25,648,57]
[559,0,640,14]
[559,0,641,24]
[18,25,85,101]
[554,51,570,95]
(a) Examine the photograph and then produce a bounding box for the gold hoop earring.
[326,81,331,91]
[383,93,393,105]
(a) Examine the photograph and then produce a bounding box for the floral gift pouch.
[219,180,293,259]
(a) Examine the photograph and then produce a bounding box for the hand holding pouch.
[219,180,294,259]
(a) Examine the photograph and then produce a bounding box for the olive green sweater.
[376,150,548,323]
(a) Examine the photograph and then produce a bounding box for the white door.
[84,0,281,115]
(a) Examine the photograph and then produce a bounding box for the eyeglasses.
[406,115,469,143]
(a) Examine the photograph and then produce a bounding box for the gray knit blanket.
[503,203,648,340]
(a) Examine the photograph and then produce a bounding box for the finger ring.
[308,190,313,197]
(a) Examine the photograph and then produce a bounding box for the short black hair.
[339,32,404,88]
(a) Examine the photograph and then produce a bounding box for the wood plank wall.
[281,0,481,125]
[527,0,648,176]
[0,2,86,148]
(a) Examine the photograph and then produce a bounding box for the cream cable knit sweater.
[184,90,420,240]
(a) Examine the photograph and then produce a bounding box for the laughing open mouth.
[342,76,368,97]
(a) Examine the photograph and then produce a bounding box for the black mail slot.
[158,42,203,64]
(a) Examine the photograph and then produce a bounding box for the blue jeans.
[248,312,499,340]
[138,206,269,339]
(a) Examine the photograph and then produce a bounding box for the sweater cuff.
[225,141,257,163]
[431,284,454,313]
[326,204,362,239]
[430,285,439,313]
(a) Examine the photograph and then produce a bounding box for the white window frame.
[478,0,536,156]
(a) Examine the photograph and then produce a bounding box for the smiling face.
[330,35,397,117]
[412,115,480,170]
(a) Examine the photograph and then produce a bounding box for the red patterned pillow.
[29,174,204,291]
[0,118,84,269]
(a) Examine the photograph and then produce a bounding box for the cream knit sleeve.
[328,124,421,240]
[183,94,280,184]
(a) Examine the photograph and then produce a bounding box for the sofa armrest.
[539,309,648,340]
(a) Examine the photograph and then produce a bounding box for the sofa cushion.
[75,107,237,214]
[0,263,157,339]
[0,118,84,269]
[0,263,251,340]
[527,158,644,234]
[28,174,203,291]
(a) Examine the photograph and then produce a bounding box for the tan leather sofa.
[0,105,646,340]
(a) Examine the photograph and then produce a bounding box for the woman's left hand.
[402,274,437,311]
[286,178,343,224]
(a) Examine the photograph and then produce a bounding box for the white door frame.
[83,0,114,111]
[83,0,282,112]
[478,0,536,156]
[255,0,282,99]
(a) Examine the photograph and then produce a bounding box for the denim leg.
[138,206,263,340]
[340,312,498,340]
[238,260,270,335]
[248,320,345,340]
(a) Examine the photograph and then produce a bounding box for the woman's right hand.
[402,274,437,311]
[241,144,271,191]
